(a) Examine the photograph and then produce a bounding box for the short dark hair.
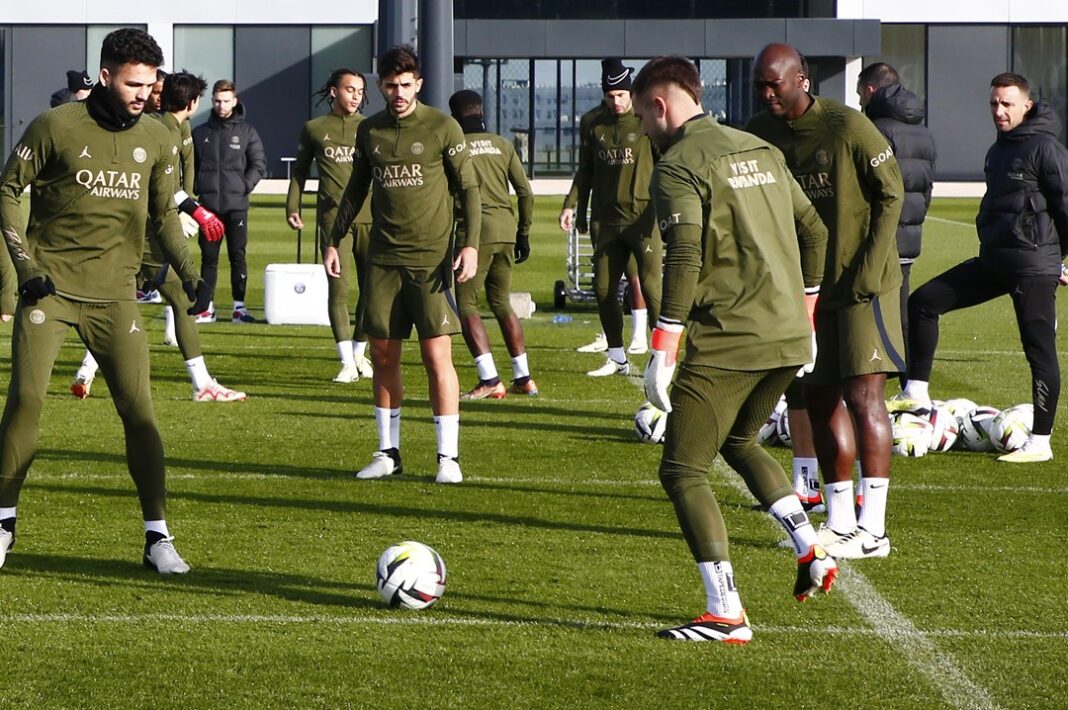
[798,52,810,81]
[991,72,1030,96]
[100,28,163,71]
[858,62,900,88]
[379,45,420,80]
[212,79,236,95]
[162,71,208,112]
[632,55,702,105]
[449,89,483,119]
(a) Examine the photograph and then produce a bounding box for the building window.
[1013,26,1067,144]
[310,26,374,116]
[174,25,235,128]
[866,24,927,107]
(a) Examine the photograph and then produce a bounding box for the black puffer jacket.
[976,102,1068,277]
[192,102,267,213]
[865,84,936,263]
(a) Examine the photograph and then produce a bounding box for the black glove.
[514,232,531,264]
[183,279,212,315]
[20,275,56,303]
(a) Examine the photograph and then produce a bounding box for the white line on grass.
[927,216,975,228]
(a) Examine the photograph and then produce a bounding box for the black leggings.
[199,210,249,303]
[908,258,1060,435]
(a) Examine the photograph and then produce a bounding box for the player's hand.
[576,214,588,234]
[453,246,478,283]
[1059,264,1068,286]
[644,319,683,412]
[559,208,574,232]
[178,212,200,238]
[799,289,819,377]
[174,190,224,242]
[183,279,212,315]
[19,275,55,304]
[514,232,531,264]
[323,246,342,278]
[287,213,304,230]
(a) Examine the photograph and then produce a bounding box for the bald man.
[746,44,905,560]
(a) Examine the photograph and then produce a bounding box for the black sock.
[145,530,167,545]
[0,517,15,535]
[513,376,531,386]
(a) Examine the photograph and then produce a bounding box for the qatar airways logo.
[598,147,634,166]
[325,145,355,163]
[373,163,424,188]
[75,169,143,200]
[796,171,834,200]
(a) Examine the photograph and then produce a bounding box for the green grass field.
[0,196,1065,709]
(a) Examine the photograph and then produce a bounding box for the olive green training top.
[142,111,189,267]
[654,116,828,371]
[178,119,194,196]
[562,103,655,227]
[0,101,198,302]
[286,110,372,227]
[745,96,904,311]
[330,101,481,267]
[458,130,533,244]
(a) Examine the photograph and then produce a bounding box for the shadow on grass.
[38,448,344,480]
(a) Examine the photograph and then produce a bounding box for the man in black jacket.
[859,63,936,381]
[192,79,267,323]
[893,73,1068,463]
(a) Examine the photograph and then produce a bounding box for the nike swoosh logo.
[861,541,884,554]
[831,485,850,494]
[868,483,887,490]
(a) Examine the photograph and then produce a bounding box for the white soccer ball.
[989,404,1034,453]
[891,411,934,457]
[634,402,668,444]
[958,406,1000,452]
[376,541,447,610]
[943,398,979,430]
[758,396,788,446]
[775,408,792,448]
[925,404,959,453]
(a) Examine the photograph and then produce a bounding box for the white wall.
[839,0,1068,22]
[0,1,376,24]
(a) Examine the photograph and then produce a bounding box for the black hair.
[162,71,208,112]
[858,62,900,89]
[379,45,420,80]
[100,28,163,71]
[448,89,483,119]
[313,68,367,110]
[991,72,1031,96]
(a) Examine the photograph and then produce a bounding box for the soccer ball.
[758,396,788,446]
[944,398,978,430]
[891,411,934,457]
[775,408,792,448]
[634,402,668,444]
[925,404,959,453]
[376,541,447,610]
[957,406,1000,452]
[989,404,1034,453]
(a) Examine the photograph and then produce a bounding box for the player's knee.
[658,462,704,500]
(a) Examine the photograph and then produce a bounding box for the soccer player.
[559,58,661,377]
[633,56,833,643]
[896,73,1068,463]
[286,69,374,383]
[70,71,246,403]
[324,45,481,484]
[748,44,905,559]
[0,28,213,573]
[448,89,538,399]
[192,79,267,323]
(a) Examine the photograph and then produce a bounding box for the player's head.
[632,55,702,148]
[378,45,422,118]
[449,89,485,132]
[601,58,634,115]
[990,72,1033,133]
[148,68,168,113]
[752,43,808,119]
[315,69,366,116]
[212,79,238,119]
[67,69,93,101]
[162,70,208,114]
[98,28,164,117]
[857,62,899,108]
[798,52,811,93]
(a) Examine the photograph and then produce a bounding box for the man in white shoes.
[324,46,480,484]
[286,69,374,384]
[70,71,245,404]
[895,73,1068,465]
[576,271,650,355]
[560,58,661,378]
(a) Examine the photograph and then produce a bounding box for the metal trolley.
[553,225,597,309]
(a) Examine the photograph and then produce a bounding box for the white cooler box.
[263,263,331,326]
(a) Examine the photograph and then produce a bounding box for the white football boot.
[0,527,14,570]
[354,356,374,379]
[577,332,608,353]
[822,527,890,559]
[194,379,247,402]
[356,449,402,479]
[143,535,191,574]
[997,438,1053,463]
[435,456,463,484]
[333,363,360,383]
[586,358,630,377]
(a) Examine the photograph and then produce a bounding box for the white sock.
[768,495,818,558]
[697,560,743,619]
[434,414,459,459]
[512,353,530,380]
[354,341,368,359]
[857,477,889,538]
[337,340,356,367]
[375,407,400,451]
[792,457,819,499]
[144,520,170,537]
[234,300,246,311]
[163,306,176,340]
[903,379,929,400]
[78,351,100,379]
[474,353,499,382]
[0,506,15,520]
[631,308,648,339]
[824,481,857,533]
[607,346,626,365]
[185,356,212,391]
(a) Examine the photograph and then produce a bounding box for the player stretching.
[71,71,246,403]
[0,28,212,573]
[634,56,833,642]
[287,69,375,383]
[324,46,480,484]
[448,89,538,399]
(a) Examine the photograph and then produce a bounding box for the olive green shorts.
[808,292,907,385]
[456,241,514,319]
[363,262,461,340]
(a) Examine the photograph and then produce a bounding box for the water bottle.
[552,314,573,324]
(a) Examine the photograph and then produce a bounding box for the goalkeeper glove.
[799,287,819,377]
[174,190,224,242]
[514,232,531,264]
[644,318,683,412]
[183,279,212,315]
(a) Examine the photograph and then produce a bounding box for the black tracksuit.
[908,103,1068,434]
